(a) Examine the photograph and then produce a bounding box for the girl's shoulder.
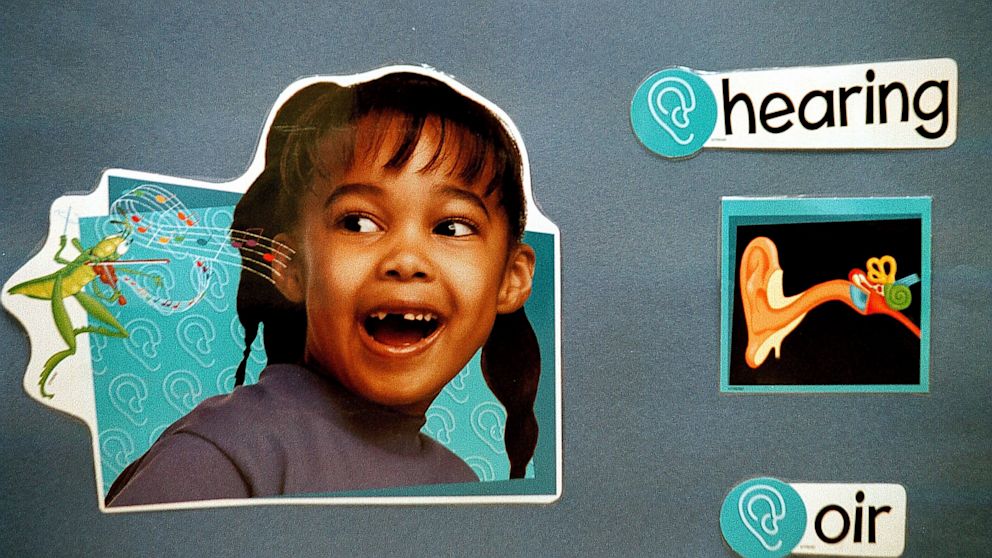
[172,364,320,438]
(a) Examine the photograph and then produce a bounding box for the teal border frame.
[719,197,932,393]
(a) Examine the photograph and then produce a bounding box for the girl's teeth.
[369,312,437,321]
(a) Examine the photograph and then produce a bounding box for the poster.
[3,68,562,510]
[1,2,989,556]
[720,197,931,393]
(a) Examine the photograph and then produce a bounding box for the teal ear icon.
[630,67,717,159]
[720,477,807,558]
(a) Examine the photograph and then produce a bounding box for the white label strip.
[791,483,907,556]
[701,59,957,150]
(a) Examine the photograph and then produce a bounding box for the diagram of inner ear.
[729,218,925,386]
[741,236,921,368]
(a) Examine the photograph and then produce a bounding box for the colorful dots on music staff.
[231,227,264,249]
[230,238,257,248]
[176,211,197,226]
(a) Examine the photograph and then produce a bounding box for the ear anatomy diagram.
[6,184,291,398]
[740,237,921,370]
[721,197,930,391]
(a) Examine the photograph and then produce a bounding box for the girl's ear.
[497,243,536,314]
[272,232,305,303]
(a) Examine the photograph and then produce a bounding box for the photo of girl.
[101,69,545,505]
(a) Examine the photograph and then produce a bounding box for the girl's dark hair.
[232,71,539,479]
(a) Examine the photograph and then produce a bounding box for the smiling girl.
[105,68,541,506]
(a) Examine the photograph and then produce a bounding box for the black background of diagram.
[730,218,923,386]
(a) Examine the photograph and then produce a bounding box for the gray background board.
[2,2,989,556]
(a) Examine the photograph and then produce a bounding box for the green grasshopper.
[8,226,163,398]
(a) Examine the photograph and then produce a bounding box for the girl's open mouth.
[363,311,442,348]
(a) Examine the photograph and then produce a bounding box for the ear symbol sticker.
[647,76,697,146]
[721,477,807,558]
[631,67,717,159]
[739,484,788,551]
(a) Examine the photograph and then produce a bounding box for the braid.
[231,166,307,386]
[481,308,540,479]
[231,83,345,386]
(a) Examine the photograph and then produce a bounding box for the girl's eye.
[434,220,475,237]
[340,215,381,233]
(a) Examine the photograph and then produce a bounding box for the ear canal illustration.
[647,76,697,145]
[740,236,921,369]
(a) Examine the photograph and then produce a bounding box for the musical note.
[99,185,296,316]
[230,227,264,249]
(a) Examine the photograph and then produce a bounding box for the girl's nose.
[378,230,433,281]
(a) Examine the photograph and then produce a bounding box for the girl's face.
[275,115,534,415]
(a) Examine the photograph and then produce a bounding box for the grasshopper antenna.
[61,208,72,236]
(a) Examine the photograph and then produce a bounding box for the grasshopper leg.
[52,235,71,264]
[74,292,128,338]
[41,275,75,398]
[38,280,129,399]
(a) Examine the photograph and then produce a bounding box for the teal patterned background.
[84,176,554,496]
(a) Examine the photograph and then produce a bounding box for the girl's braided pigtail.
[481,308,541,479]
[231,83,341,386]
[231,166,307,386]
